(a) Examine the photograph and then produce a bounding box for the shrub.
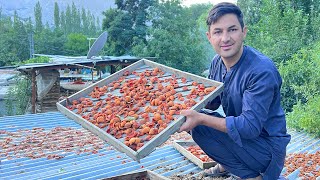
[280,41,320,136]
[4,76,32,116]
[287,95,320,137]
[279,41,320,112]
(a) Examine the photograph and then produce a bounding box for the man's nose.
[221,31,231,42]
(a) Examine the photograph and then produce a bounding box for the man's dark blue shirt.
[207,45,291,178]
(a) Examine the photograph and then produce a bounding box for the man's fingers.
[179,123,189,132]
[180,109,192,116]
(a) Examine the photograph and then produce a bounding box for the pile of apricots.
[66,67,217,151]
[284,151,320,179]
[186,145,213,162]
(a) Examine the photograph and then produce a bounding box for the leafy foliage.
[4,76,32,116]
[279,41,320,135]
[132,0,209,75]
[102,0,154,55]
[34,1,43,33]
[34,28,66,55]
[16,56,50,65]
[287,95,320,137]
[0,2,101,66]
[278,41,320,112]
[64,33,88,56]
[243,0,310,64]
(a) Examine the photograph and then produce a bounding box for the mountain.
[0,0,116,25]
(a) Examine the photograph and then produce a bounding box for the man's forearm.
[199,113,227,133]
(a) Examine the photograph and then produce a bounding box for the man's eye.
[213,31,221,34]
[230,29,237,32]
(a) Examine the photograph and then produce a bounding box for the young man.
[179,2,291,180]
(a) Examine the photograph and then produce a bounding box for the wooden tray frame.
[57,59,223,161]
[102,170,170,180]
[173,140,216,169]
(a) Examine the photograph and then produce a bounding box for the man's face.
[206,13,247,63]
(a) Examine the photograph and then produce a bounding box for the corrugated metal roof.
[0,112,319,180]
[0,69,18,86]
[0,112,202,180]
[16,55,143,71]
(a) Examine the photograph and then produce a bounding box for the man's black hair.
[206,2,244,30]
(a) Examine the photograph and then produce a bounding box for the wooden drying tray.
[173,140,217,169]
[57,59,224,161]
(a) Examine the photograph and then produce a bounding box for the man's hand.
[179,110,203,132]
[179,109,227,133]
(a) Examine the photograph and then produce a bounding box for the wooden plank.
[57,59,224,161]
[173,140,216,169]
[102,170,170,180]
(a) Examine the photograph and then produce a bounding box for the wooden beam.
[31,69,36,114]
[110,65,116,74]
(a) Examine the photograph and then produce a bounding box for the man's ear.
[243,26,248,38]
[206,31,211,41]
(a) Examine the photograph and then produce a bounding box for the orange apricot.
[129,138,136,145]
[153,113,161,121]
[124,96,131,102]
[149,128,158,135]
[169,110,176,115]
[142,127,151,134]
[96,116,105,123]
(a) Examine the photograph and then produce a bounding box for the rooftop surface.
[0,112,319,180]
[16,55,144,71]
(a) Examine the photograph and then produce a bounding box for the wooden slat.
[173,141,216,169]
[57,59,224,161]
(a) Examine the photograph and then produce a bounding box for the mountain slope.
[0,0,115,25]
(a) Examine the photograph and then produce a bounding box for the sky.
[182,0,237,7]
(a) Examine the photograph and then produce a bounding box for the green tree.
[4,76,32,116]
[65,5,72,34]
[34,28,66,55]
[64,33,88,55]
[60,10,66,35]
[238,0,263,25]
[278,41,320,112]
[81,8,89,34]
[34,1,43,33]
[0,14,19,66]
[103,0,154,55]
[54,2,60,29]
[132,0,207,75]
[71,2,81,33]
[104,10,135,55]
[12,11,29,62]
[243,0,309,64]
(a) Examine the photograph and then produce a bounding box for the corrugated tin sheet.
[0,112,202,180]
[16,55,142,70]
[1,112,319,180]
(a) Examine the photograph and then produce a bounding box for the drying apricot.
[204,86,216,94]
[124,96,131,102]
[124,141,130,146]
[96,116,105,123]
[149,128,158,135]
[141,127,151,134]
[153,113,161,121]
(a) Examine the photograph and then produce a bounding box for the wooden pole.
[110,65,116,74]
[31,69,36,114]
